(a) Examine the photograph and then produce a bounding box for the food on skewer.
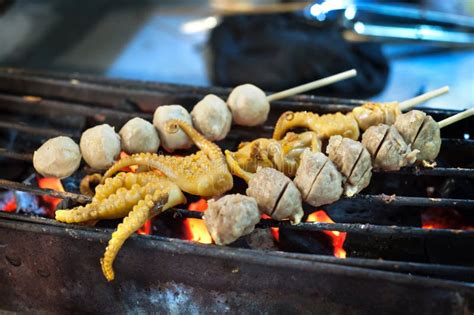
[80,124,121,170]
[33,136,81,179]
[56,120,233,281]
[228,69,357,127]
[227,84,269,126]
[226,131,321,178]
[225,153,304,224]
[326,135,372,197]
[362,124,418,171]
[394,110,440,162]
[273,86,449,140]
[191,94,232,141]
[203,194,260,245]
[153,105,193,152]
[294,150,343,207]
[119,117,160,154]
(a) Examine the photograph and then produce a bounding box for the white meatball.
[204,194,261,245]
[227,84,269,126]
[80,124,121,170]
[33,136,81,179]
[153,105,193,152]
[119,117,160,154]
[191,94,232,141]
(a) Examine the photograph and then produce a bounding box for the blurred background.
[0,0,472,109]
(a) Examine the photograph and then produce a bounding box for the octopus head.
[197,171,233,197]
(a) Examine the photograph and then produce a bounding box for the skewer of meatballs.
[207,108,473,245]
[33,69,358,175]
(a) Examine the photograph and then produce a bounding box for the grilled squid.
[119,117,160,154]
[203,194,260,245]
[227,84,270,126]
[80,124,121,170]
[153,105,193,152]
[33,136,82,179]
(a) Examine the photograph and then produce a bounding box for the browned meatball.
[394,110,441,161]
[203,194,260,245]
[362,124,418,171]
[246,167,303,224]
[326,135,372,197]
[294,150,343,206]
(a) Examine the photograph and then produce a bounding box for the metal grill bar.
[0,121,77,138]
[0,148,33,161]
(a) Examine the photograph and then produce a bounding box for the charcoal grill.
[0,68,473,313]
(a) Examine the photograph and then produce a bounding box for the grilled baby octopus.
[56,120,233,281]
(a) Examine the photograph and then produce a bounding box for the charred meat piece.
[204,194,261,245]
[326,135,372,197]
[362,124,418,171]
[394,110,441,162]
[246,167,303,224]
[294,150,343,207]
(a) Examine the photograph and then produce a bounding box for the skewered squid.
[225,131,321,177]
[56,120,233,281]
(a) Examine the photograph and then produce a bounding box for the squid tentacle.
[101,191,169,282]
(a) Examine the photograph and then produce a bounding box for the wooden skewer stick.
[438,108,474,129]
[266,69,357,102]
[398,86,450,111]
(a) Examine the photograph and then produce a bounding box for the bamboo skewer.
[398,86,450,111]
[266,69,357,102]
[438,108,474,129]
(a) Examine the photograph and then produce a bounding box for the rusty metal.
[0,179,91,204]
[0,214,473,313]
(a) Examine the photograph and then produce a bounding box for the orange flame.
[261,214,280,242]
[307,210,347,258]
[2,195,16,212]
[422,208,474,230]
[37,177,65,217]
[183,198,212,244]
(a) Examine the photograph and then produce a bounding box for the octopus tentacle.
[225,150,253,183]
[273,111,319,140]
[166,119,224,163]
[101,191,169,282]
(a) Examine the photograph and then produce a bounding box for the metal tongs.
[302,1,474,46]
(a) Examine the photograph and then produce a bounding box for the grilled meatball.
[80,124,121,170]
[153,105,193,152]
[246,167,303,224]
[227,84,269,126]
[362,124,418,171]
[203,194,260,245]
[294,150,343,207]
[119,117,160,154]
[394,110,441,161]
[327,135,372,197]
[33,136,81,179]
[191,94,232,141]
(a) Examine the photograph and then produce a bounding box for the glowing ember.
[37,177,65,217]
[422,208,474,230]
[1,195,16,212]
[137,219,152,235]
[261,214,280,242]
[184,198,212,244]
[307,210,347,258]
[119,151,139,172]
